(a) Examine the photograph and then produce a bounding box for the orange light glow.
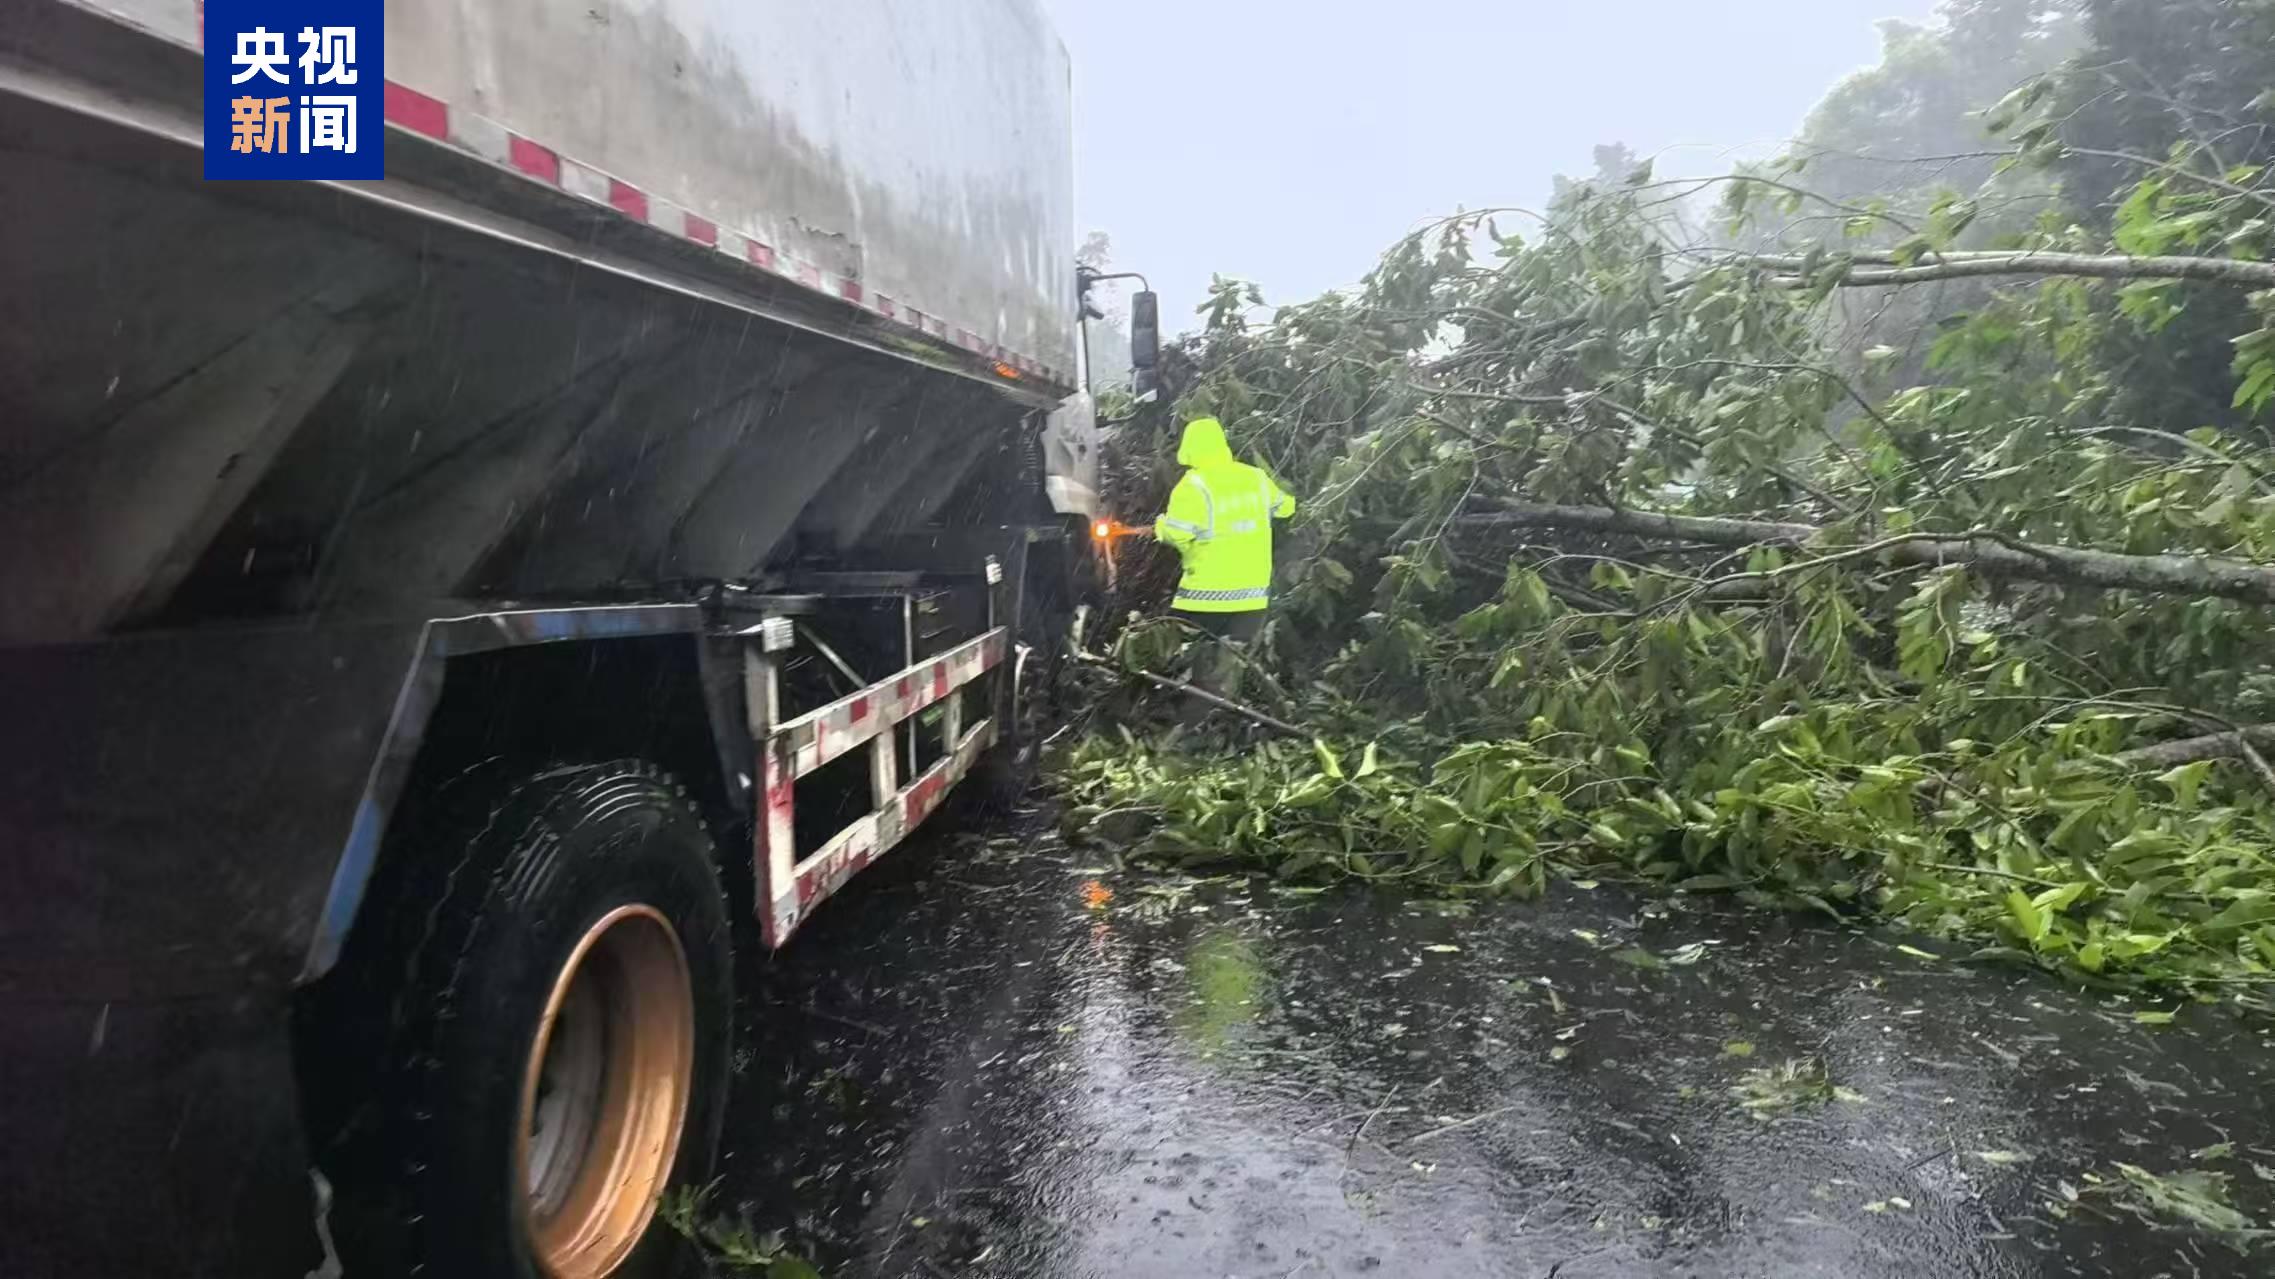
[1090,519,1152,542]
[992,361,1022,380]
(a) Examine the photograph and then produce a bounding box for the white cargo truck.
[0,2,1149,1273]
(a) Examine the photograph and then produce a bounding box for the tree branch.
[2114,725,2275,769]
[1092,659,1309,737]
[2072,425,2244,466]
[1460,501,2275,607]
[1735,249,2275,290]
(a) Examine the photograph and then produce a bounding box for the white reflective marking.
[1189,473,1216,533]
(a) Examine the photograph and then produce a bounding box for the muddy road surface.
[718,816,2275,1278]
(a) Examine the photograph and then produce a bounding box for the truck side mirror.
[1130,290,1160,377]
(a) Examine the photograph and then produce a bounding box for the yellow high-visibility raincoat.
[1153,418,1296,613]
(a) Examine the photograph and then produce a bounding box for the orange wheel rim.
[516,905,695,1279]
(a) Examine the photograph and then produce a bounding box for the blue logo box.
[203,0,384,180]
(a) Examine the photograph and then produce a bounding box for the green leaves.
[1732,1057,1861,1119]
[2105,1163,2259,1243]
[2005,888,2049,946]
[2233,327,2275,416]
[1057,118,2275,1014]
[2157,760,2214,809]
[2117,280,2185,335]
[1981,76,2056,138]
[1896,570,1970,685]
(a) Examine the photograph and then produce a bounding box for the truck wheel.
[370,762,732,1278]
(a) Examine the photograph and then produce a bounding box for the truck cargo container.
[0,2,1142,1273]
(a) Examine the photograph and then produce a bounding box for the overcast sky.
[1043,0,1941,330]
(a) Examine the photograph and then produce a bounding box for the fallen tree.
[1058,140,2275,1007]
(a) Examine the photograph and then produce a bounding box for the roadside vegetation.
[659,1183,822,1278]
[1056,0,2275,1009]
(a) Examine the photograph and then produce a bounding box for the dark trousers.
[1177,609,1264,704]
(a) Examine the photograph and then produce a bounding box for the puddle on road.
[718,821,2275,1278]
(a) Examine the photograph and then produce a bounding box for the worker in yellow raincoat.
[1153,416,1296,701]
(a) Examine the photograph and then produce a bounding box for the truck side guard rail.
[746,625,1008,946]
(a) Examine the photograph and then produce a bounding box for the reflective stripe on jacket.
[1153,417,1297,613]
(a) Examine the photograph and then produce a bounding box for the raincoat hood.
[1176,417,1235,467]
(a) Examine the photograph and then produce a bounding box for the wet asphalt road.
[720,815,2275,1278]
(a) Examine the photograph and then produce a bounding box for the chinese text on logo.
[204,3,383,179]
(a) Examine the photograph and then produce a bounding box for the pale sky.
[1043,0,1941,329]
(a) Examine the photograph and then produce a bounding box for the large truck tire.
[336,761,733,1279]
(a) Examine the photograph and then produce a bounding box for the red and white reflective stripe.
[343,74,1072,387]
[771,630,1004,780]
[755,627,1006,948]
[172,8,1067,374]
[761,745,796,910]
[776,724,992,942]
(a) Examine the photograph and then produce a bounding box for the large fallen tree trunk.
[1733,249,2275,290]
[1463,502,2275,606]
[2114,725,2275,768]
